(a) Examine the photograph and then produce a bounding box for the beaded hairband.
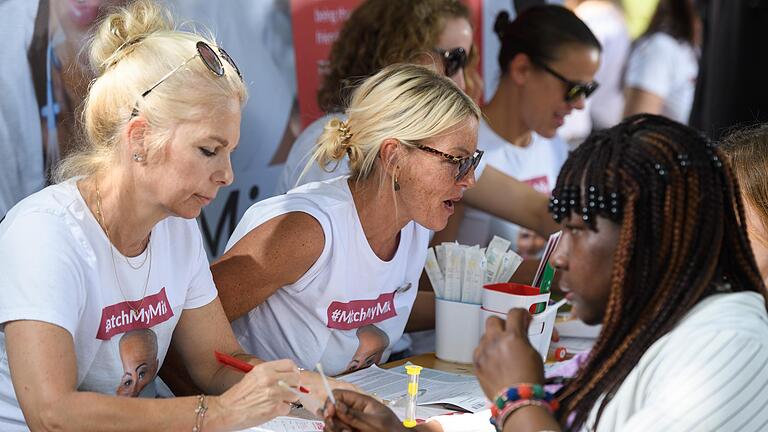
[549,185,622,224]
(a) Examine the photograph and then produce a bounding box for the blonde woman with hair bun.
[212,63,482,377]
[278,0,563,266]
[276,0,479,195]
[0,1,333,430]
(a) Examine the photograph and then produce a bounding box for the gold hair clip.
[338,121,353,144]
[105,35,148,71]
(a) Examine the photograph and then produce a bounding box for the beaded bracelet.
[489,384,559,431]
[192,394,208,432]
[492,399,551,431]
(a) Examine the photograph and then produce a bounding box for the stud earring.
[132,153,145,162]
[394,176,400,192]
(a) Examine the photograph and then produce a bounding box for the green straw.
[535,263,555,312]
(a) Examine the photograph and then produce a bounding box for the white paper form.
[429,409,495,432]
[340,365,489,413]
[243,416,324,432]
[389,404,457,421]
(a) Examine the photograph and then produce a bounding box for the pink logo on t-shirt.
[524,176,549,194]
[96,287,174,340]
[326,293,397,330]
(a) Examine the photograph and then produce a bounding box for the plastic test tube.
[402,365,423,428]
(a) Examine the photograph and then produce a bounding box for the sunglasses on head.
[413,142,484,182]
[131,41,242,117]
[533,59,599,103]
[432,47,468,78]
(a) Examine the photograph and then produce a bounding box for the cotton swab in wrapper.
[316,363,336,405]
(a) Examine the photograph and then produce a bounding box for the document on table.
[340,364,489,413]
[242,416,324,432]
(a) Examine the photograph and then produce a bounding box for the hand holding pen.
[215,352,359,415]
[214,355,302,430]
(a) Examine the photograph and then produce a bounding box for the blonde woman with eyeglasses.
[0,1,340,430]
[210,63,482,378]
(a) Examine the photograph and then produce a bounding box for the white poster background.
[163,0,298,257]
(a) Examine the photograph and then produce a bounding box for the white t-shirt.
[625,32,699,124]
[583,291,768,431]
[275,113,344,195]
[0,180,217,429]
[429,292,768,432]
[457,119,567,248]
[228,176,431,376]
[576,0,631,130]
[0,0,44,218]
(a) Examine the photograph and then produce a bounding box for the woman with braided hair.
[318,114,768,432]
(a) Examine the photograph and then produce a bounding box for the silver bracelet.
[192,394,208,432]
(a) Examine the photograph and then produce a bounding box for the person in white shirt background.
[623,0,700,123]
[0,1,337,430]
[457,5,601,255]
[320,114,768,432]
[205,64,482,377]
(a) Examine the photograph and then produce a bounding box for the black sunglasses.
[533,60,598,103]
[414,143,484,181]
[132,41,242,116]
[433,47,468,78]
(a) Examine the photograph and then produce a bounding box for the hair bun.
[90,0,174,74]
[494,11,511,39]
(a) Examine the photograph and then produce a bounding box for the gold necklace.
[96,188,150,270]
[95,182,152,313]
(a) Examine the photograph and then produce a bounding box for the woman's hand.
[322,389,408,432]
[298,371,360,415]
[473,308,545,399]
[216,359,301,428]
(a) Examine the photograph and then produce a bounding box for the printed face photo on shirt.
[115,328,159,397]
[344,325,390,373]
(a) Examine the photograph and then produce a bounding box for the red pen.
[214,351,310,394]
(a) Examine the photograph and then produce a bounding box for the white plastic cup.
[435,298,481,364]
[480,307,557,361]
[479,283,555,360]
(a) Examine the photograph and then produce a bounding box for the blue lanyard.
[41,37,60,171]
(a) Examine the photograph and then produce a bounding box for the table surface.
[382,352,475,375]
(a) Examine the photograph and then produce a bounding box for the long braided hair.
[549,114,768,430]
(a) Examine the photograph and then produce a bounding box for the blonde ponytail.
[304,63,480,183]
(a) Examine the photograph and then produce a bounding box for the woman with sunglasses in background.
[211,63,481,377]
[457,5,601,256]
[0,1,328,430]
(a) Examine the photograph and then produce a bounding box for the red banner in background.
[291,0,485,130]
[465,0,484,103]
[291,0,362,128]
